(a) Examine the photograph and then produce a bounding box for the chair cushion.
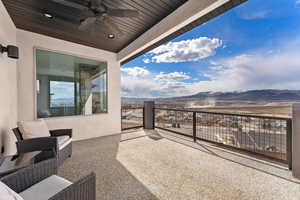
[19,175,72,200]
[17,119,51,139]
[57,136,72,150]
[0,181,24,200]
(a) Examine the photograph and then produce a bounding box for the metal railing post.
[121,108,123,130]
[144,101,155,129]
[153,107,155,129]
[287,119,292,170]
[193,112,196,142]
[143,107,145,129]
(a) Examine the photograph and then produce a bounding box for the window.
[36,49,107,118]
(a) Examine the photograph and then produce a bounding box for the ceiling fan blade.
[91,0,103,8]
[79,17,97,31]
[90,21,110,36]
[80,9,96,18]
[52,0,88,10]
[102,17,124,36]
[107,8,139,18]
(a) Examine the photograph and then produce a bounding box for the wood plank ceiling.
[2,0,188,53]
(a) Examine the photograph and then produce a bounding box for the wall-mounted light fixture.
[0,44,19,59]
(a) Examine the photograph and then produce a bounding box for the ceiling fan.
[52,0,140,38]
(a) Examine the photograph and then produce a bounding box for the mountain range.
[180,90,300,101]
[122,90,300,101]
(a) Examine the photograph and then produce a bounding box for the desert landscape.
[121,90,300,162]
[155,100,295,117]
[123,89,300,117]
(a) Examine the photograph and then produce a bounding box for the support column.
[292,104,300,178]
[144,101,154,129]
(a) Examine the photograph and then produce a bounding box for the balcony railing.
[121,104,292,167]
[121,107,144,130]
[154,108,292,167]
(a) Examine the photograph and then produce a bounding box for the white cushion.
[57,136,72,150]
[0,181,24,200]
[18,119,50,139]
[19,175,72,200]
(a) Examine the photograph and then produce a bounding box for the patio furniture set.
[0,119,96,200]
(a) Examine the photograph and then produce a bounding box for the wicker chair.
[0,159,96,200]
[12,128,72,166]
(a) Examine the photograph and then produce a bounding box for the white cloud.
[209,65,225,71]
[121,67,150,78]
[143,58,151,63]
[50,82,74,99]
[122,47,300,98]
[296,0,300,5]
[155,72,190,81]
[121,76,160,98]
[121,72,192,98]
[238,10,269,20]
[122,37,300,97]
[145,37,222,63]
[188,51,300,93]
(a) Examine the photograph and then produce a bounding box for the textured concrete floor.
[59,129,300,200]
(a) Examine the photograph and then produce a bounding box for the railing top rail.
[154,107,291,121]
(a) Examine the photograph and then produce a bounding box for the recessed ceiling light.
[44,13,53,19]
[108,34,115,39]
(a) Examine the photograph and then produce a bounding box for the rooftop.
[58,129,300,200]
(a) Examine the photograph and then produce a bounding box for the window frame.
[34,47,109,119]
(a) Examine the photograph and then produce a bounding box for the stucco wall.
[17,30,121,141]
[0,1,18,155]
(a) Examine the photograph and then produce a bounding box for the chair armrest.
[49,172,96,200]
[0,159,57,193]
[50,129,72,138]
[16,137,58,154]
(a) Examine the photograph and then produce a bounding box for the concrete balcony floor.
[58,129,300,200]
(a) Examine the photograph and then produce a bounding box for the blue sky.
[121,0,300,98]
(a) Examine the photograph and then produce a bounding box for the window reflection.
[36,49,107,118]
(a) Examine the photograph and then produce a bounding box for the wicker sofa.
[0,159,96,200]
[12,128,72,166]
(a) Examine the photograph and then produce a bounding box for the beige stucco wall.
[17,30,121,141]
[0,1,18,156]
